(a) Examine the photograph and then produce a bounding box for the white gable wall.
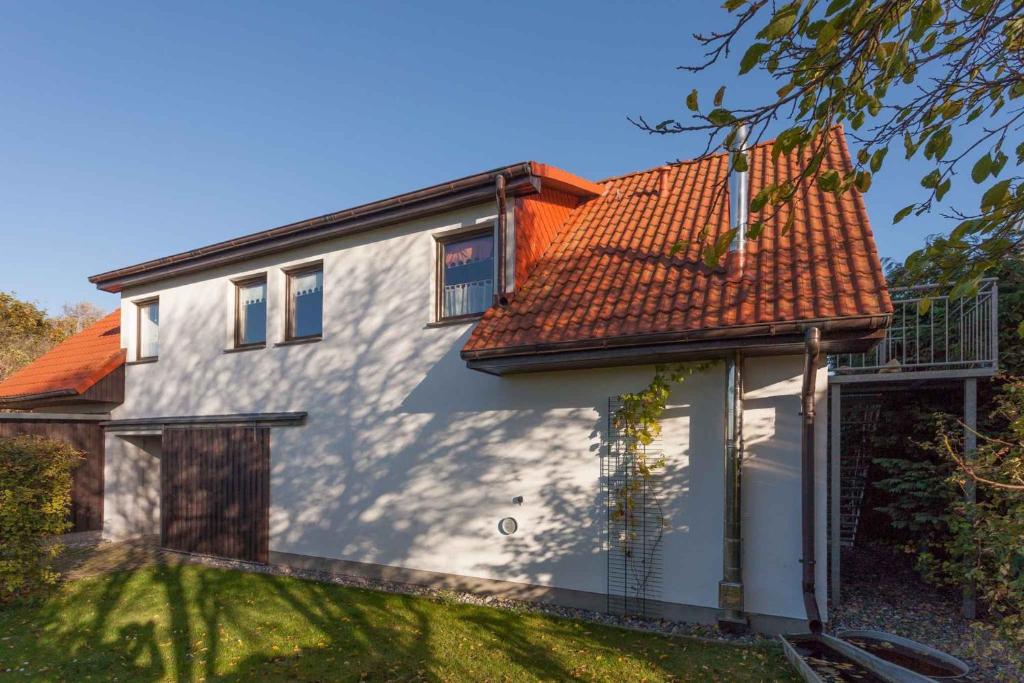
[103,200,828,626]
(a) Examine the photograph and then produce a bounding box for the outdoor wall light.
[498,517,518,535]
[512,496,524,505]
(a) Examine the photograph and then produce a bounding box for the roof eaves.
[530,162,605,197]
[462,312,891,361]
[69,348,127,395]
[0,388,78,407]
[89,162,541,292]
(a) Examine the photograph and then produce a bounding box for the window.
[136,298,159,360]
[437,229,494,321]
[286,264,323,340]
[235,276,267,347]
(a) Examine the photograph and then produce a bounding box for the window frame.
[284,261,324,342]
[135,297,160,362]
[434,225,496,323]
[233,273,268,349]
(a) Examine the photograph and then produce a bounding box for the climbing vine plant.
[610,361,714,564]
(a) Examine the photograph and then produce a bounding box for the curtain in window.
[444,236,493,268]
[139,303,159,358]
[443,235,494,318]
[238,280,267,345]
[291,269,323,337]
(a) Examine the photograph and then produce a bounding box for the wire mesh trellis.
[605,397,664,619]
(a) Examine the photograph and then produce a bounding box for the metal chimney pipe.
[728,123,750,268]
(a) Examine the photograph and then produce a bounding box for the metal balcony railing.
[830,278,998,380]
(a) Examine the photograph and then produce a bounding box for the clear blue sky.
[0,1,974,314]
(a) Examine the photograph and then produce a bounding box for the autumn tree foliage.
[0,292,105,382]
[633,0,1024,291]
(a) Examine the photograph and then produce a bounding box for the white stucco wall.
[103,434,161,539]
[104,201,828,623]
[742,358,828,621]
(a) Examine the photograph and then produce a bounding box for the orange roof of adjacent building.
[0,311,124,403]
[463,127,892,358]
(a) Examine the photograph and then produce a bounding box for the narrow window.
[286,264,323,340]
[136,299,159,360]
[437,229,494,321]
[235,276,267,347]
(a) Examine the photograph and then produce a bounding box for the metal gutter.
[90,163,539,292]
[800,327,823,634]
[0,388,77,406]
[465,324,886,376]
[0,411,109,423]
[462,314,891,361]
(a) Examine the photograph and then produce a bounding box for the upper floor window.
[286,264,323,340]
[136,298,159,360]
[437,229,494,321]
[235,275,267,347]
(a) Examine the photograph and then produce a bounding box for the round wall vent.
[498,517,518,535]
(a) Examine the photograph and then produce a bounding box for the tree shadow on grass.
[0,563,794,681]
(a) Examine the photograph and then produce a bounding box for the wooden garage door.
[161,426,269,563]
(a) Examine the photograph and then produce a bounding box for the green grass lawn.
[0,564,796,681]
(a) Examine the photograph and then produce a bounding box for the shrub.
[872,376,1024,653]
[873,411,959,556]
[0,435,82,603]
[936,378,1024,646]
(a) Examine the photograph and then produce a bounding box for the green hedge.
[0,435,82,603]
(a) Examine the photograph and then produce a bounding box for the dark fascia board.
[0,396,117,411]
[100,412,307,430]
[466,327,886,376]
[0,411,109,423]
[462,314,891,362]
[0,389,78,408]
[90,163,539,293]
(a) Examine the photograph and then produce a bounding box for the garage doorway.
[160,426,269,563]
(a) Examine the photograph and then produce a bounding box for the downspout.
[719,351,746,628]
[494,174,509,305]
[719,123,751,631]
[801,327,823,634]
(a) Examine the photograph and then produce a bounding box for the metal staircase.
[827,278,1000,609]
[838,401,880,547]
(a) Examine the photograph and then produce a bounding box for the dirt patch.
[831,542,1022,682]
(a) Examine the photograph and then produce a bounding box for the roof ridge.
[596,127,846,185]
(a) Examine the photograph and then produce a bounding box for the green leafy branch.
[610,362,713,580]
[630,0,1024,295]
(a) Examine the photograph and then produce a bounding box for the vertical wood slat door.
[160,426,269,563]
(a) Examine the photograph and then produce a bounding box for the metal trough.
[836,630,970,681]
[780,633,934,683]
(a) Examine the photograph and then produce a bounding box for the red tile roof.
[465,127,892,358]
[0,311,124,403]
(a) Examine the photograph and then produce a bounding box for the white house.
[0,127,892,634]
